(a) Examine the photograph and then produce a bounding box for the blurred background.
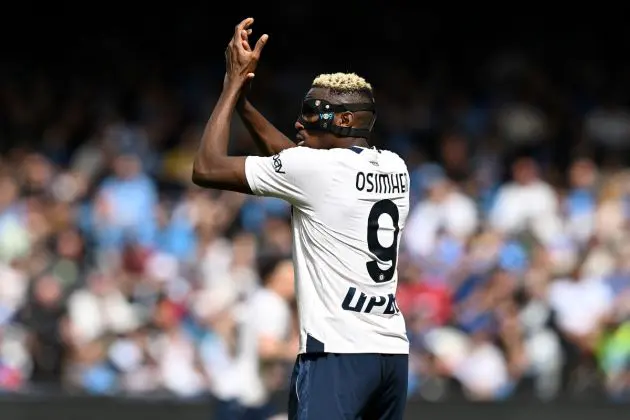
[1,3,630,419]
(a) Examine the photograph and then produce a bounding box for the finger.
[234,17,254,39]
[241,30,252,51]
[240,30,251,51]
[242,18,254,30]
[253,34,269,56]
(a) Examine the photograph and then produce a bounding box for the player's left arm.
[191,17,268,194]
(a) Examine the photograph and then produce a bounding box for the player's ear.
[338,111,354,127]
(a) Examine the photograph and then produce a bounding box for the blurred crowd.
[2,48,630,412]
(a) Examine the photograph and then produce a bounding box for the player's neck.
[336,138,369,149]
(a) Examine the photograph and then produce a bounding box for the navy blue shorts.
[288,353,408,420]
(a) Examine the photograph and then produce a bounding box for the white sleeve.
[489,187,518,232]
[402,204,437,258]
[450,196,479,238]
[245,147,322,208]
[251,295,290,339]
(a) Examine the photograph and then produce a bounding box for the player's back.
[289,146,410,355]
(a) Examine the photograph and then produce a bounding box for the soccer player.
[193,17,410,420]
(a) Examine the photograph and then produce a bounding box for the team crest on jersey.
[272,154,285,174]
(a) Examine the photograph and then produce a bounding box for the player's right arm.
[236,97,296,156]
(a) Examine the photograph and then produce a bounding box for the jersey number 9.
[366,199,400,283]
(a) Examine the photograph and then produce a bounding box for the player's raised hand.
[224,17,269,88]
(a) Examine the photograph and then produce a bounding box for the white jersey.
[245,146,410,354]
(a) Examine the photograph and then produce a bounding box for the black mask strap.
[298,99,377,139]
[328,125,373,138]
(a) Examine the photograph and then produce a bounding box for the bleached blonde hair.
[311,72,373,94]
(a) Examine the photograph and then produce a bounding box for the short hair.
[311,73,373,99]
